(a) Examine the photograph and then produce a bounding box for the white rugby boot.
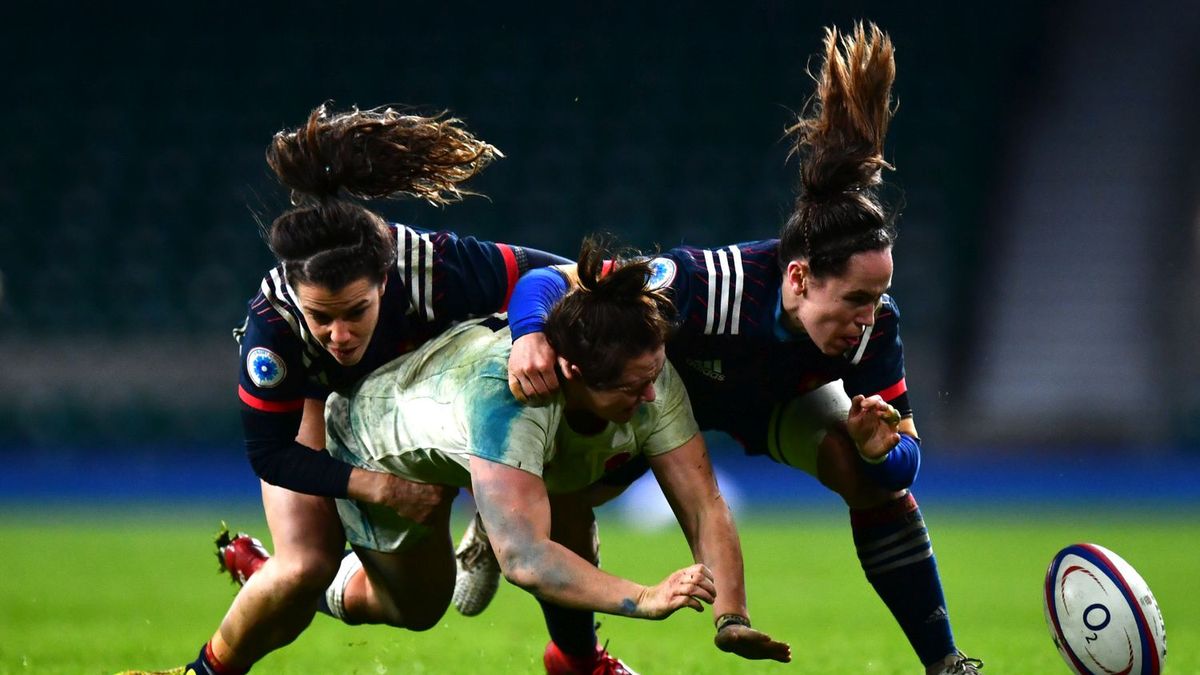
[452,511,501,616]
[928,651,983,674]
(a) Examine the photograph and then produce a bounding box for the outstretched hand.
[634,563,716,619]
[508,332,561,404]
[847,394,901,461]
[714,623,792,663]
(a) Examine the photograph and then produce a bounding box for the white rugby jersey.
[325,315,699,493]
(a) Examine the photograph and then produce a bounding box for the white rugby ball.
[1044,543,1167,675]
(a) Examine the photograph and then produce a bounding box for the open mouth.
[329,346,358,360]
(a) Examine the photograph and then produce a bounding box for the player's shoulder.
[877,293,901,324]
[241,265,306,341]
[664,239,779,278]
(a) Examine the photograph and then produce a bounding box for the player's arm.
[468,455,716,620]
[843,295,921,490]
[238,306,452,520]
[241,401,451,524]
[293,399,453,523]
[507,255,686,401]
[648,434,792,663]
[507,265,577,401]
[418,227,570,321]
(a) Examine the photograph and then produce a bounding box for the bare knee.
[269,549,342,596]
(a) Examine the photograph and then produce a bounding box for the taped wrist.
[860,432,921,491]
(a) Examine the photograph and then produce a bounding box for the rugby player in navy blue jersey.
[120,104,568,675]
[491,24,983,675]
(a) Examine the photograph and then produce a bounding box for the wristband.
[715,613,751,632]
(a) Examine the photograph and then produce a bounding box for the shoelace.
[946,655,984,674]
[456,517,494,570]
[595,637,634,675]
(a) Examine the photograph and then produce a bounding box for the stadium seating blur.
[12,1,1183,448]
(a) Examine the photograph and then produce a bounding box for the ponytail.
[779,22,898,277]
[545,237,676,388]
[264,102,500,290]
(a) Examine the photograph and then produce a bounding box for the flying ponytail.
[264,103,500,290]
[267,102,500,206]
[779,22,899,277]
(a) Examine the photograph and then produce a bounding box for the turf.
[0,505,1195,674]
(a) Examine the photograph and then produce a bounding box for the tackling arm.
[648,433,792,662]
[468,455,715,619]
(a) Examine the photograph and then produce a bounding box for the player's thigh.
[351,509,456,627]
[260,480,345,575]
[763,380,851,477]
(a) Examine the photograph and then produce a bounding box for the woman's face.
[294,277,386,366]
[785,248,893,356]
[569,346,667,424]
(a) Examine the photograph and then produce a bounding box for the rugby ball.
[1044,543,1167,674]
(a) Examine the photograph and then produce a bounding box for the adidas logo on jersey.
[686,359,725,381]
[925,605,949,623]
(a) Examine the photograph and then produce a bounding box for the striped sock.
[851,492,955,666]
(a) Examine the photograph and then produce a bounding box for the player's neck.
[563,409,608,435]
[778,284,807,337]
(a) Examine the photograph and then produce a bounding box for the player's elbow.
[493,542,549,592]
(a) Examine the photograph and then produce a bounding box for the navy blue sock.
[539,600,597,657]
[851,492,955,666]
[186,642,246,675]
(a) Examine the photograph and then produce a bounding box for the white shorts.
[762,380,851,476]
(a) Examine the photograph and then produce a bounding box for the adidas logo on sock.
[925,605,949,623]
[686,359,725,381]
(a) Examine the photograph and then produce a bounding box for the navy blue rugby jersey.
[648,240,909,451]
[234,223,563,496]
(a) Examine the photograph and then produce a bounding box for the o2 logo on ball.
[1044,543,1167,675]
[1082,602,1110,635]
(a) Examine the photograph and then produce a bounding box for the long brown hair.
[545,237,676,389]
[779,22,898,277]
[265,103,500,290]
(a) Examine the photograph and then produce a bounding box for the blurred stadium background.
[0,1,1197,670]
[2,0,1196,500]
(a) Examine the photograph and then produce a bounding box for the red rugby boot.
[214,523,269,586]
[543,641,639,675]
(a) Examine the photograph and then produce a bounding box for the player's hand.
[847,394,901,461]
[714,623,792,662]
[508,332,561,404]
[378,474,458,525]
[635,563,716,619]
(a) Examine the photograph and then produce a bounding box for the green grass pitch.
[1,505,1195,674]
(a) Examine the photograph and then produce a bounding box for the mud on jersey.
[325,315,699,494]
